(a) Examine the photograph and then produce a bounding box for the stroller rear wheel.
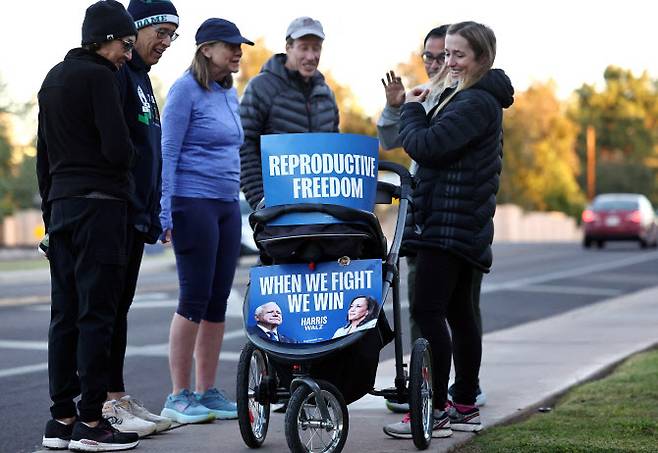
[409,338,433,450]
[237,342,271,448]
[285,379,349,453]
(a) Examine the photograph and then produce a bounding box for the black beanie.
[128,0,179,30]
[81,0,138,45]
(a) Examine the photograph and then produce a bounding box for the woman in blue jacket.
[383,21,514,439]
[159,18,253,424]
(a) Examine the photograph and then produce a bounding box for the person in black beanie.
[38,1,141,450]
[102,0,180,433]
[81,0,137,50]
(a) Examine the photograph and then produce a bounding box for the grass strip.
[461,348,658,453]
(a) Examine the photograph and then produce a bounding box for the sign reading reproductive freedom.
[261,133,379,225]
[247,259,382,344]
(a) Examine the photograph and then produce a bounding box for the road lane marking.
[0,340,48,350]
[133,292,169,301]
[481,250,658,293]
[0,295,50,306]
[25,290,244,314]
[0,363,48,379]
[126,343,241,361]
[0,340,246,379]
[511,284,622,296]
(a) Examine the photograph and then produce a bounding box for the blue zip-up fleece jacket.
[116,51,163,244]
[159,71,243,232]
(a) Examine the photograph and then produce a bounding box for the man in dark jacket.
[37,2,140,451]
[239,16,339,209]
[101,0,179,432]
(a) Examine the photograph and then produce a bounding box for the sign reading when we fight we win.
[261,133,379,225]
[247,259,382,344]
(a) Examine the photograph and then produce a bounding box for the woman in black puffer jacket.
[396,21,514,433]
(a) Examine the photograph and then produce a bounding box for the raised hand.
[380,70,406,108]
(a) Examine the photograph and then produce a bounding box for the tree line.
[1,47,657,223]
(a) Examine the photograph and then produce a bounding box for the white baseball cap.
[286,16,325,40]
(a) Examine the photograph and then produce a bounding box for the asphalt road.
[1,242,657,453]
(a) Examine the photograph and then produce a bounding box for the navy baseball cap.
[195,18,254,46]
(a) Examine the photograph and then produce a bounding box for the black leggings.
[412,249,482,406]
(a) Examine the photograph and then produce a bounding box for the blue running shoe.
[195,388,238,420]
[160,389,215,424]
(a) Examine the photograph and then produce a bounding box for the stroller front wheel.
[409,338,433,450]
[285,379,349,453]
[237,342,271,448]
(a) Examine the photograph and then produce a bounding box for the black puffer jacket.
[399,69,514,272]
[239,54,339,209]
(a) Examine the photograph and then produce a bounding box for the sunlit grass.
[461,349,658,453]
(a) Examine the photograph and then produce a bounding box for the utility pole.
[586,125,596,201]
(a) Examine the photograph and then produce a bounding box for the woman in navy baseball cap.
[159,18,253,424]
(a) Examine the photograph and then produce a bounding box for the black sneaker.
[68,418,139,452]
[42,418,75,449]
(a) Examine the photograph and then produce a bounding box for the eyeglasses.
[422,51,446,65]
[154,26,179,42]
[119,39,135,52]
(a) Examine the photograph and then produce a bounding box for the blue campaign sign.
[247,259,382,344]
[261,133,379,225]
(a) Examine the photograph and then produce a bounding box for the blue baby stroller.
[236,134,434,452]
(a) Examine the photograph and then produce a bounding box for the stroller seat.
[249,203,387,265]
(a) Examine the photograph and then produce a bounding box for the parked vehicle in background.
[240,193,258,255]
[582,193,658,249]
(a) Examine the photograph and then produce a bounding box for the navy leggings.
[171,197,241,323]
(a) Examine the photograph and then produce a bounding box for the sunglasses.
[119,39,135,52]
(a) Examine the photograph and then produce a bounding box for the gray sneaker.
[102,399,157,438]
[119,395,172,433]
[383,412,452,439]
[446,403,482,432]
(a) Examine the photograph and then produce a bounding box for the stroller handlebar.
[377,161,413,202]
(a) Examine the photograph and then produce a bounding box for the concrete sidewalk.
[34,285,658,453]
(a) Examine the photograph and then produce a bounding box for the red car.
[582,193,658,248]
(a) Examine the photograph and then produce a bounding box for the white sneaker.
[119,395,172,432]
[383,412,452,439]
[102,399,157,438]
